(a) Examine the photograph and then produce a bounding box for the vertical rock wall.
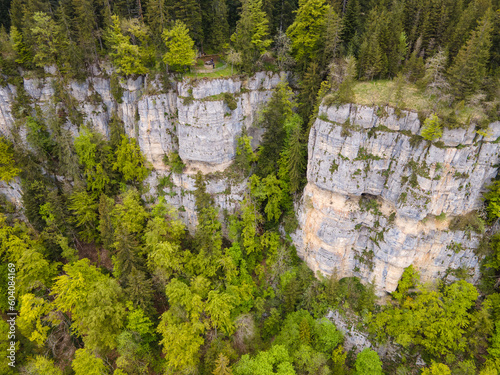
[292,103,500,293]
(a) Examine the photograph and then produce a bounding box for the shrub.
[223,92,237,111]
[163,151,185,173]
[110,73,124,103]
[421,113,442,141]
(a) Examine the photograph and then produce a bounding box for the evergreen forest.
[1,0,500,373]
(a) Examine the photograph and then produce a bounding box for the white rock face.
[294,103,500,293]
[0,71,284,226]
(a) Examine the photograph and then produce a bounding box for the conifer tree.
[105,15,150,75]
[448,10,493,99]
[30,12,60,68]
[167,0,203,44]
[213,353,233,375]
[323,7,343,62]
[256,81,293,176]
[231,0,272,72]
[72,0,100,62]
[279,113,306,193]
[297,62,322,122]
[358,8,384,79]
[208,0,230,51]
[286,0,329,68]
[162,20,197,71]
[341,0,360,54]
[144,0,168,48]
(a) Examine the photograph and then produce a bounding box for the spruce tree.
[286,0,329,68]
[230,0,272,72]
[448,10,493,99]
[256,81,293,176]
[166,0,203,45]
[341,0,360,54]
[162,20,197,71]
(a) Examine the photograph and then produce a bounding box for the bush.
[421,113,442,141]
[449,211,485,234]
[110,73,124,103]
[224,92,237,111]
[163,151,185,173]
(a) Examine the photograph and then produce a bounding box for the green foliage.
[72,348,108,375]
[392,265,420,303]
[422,362,452,375]
[224,93,238,111]
[235,345,295,375]
[0,137,20,181]
[24,356,63,375]
[286,0,329,66]
[52,259,126,351]
[370,280,479,357]
[68,190,99,242]
[485,181,500,222]
[113,135,149,183]
[354,348,383,375]
[230,0,271,72]
[421,114,443,141]
[105,15,150,75]
[163,151,186,173]
[30,12,60,68]
[235,128,257,175]
[110,73,124,103]
[163,20,196,70]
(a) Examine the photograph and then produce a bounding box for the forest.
[0,0,500,373]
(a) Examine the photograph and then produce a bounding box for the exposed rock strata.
[293,104,500,293]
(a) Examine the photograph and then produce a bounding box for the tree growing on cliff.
[162,20,196,71]
[421,114,443,141]
[354,348,383,375]
[0,138,20,182]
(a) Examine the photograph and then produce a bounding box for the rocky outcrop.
[0,71,285,222]
[293,104,500,293]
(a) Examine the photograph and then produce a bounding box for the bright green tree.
[354,348,383,375]
[24,356,63,375]
[30,12,60,68]
[51,259,126,351]
[105,15,150,75]
[230,0,272,71]
[421,114,443,141]
[18,293,53,347]
[162,20,196,71]
[286,0,329,67]
[68,190,99,242]
[422,362,452,375]
[112,135,149,183]
[0,138,20,181]
[72,348,109,375]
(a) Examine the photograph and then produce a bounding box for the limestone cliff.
[0,71,286,225]
[292,103,500,293]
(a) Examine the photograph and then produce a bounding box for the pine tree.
[286,0,329,68]
[167,0,203,45]
[213,353,233,375]
[297,62,322,122]
[324,7,343,62]
[358,8,384,79]
[341,0,360,54]
[231,0,272,72]
[208,0,230,51]
[98,193,115,251]
[162,20,197,71]
[105,15,150,75]
[256,81,294,176]
[30,12,60,68]
[448,10,493,99]
[280,114,305,193]
[144,0,168,48]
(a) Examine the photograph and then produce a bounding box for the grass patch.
[185,64,234,79]
[352,80,488,128]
